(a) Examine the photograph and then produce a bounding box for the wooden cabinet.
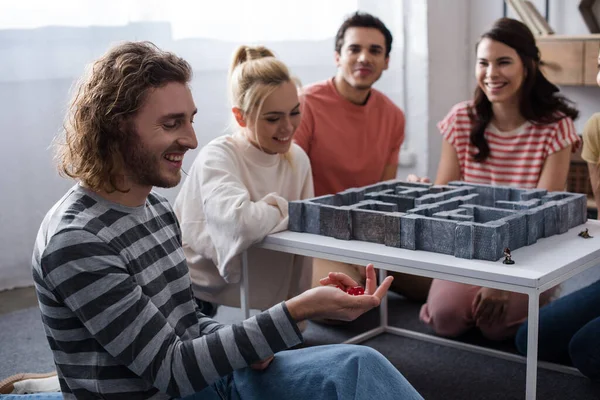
[584,40,600,85]
[537,35,600,86]
[537,40,584,85]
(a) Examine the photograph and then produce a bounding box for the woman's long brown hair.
[469,18,579,162]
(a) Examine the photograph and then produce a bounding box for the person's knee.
[569,327,600,380]
[422,302,469,337]
[318,345,421,399]
[352,345,385,363]
[335,344,381,362]
[514,323,528,355]
[331,345,388,372]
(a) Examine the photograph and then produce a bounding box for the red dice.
[346,286,365,296]
[336,285,365,296]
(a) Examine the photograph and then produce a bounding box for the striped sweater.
[439,101,579,188]
[31,185,302,399]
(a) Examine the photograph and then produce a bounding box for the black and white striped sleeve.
[41,229,303,398]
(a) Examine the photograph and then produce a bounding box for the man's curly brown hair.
[55,41,192,193]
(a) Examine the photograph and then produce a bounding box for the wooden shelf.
[537,34,600,41]
[537,35,599,86]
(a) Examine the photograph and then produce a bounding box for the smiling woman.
[418,17,581,343]
[173,46,314,315]
[429,17,580,190]
[246,81,301,154]
[229,47,302,155]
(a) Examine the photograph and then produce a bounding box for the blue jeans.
[184,344,422,400]
[1,345,421,399]
[515,280,600,380]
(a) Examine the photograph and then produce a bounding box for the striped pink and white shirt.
[439,101,580,188]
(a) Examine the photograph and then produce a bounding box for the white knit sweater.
[174,132,314,309]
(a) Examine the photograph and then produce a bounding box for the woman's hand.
[472,287,510,326]
[406,174,431,183]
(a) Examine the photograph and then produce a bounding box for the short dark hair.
[335,12,393,57]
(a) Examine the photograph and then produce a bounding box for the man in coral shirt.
[294,12,431,301]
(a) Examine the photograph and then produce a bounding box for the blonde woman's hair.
[55,41,192,193]
[228,45,300,158]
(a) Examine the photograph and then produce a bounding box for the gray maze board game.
[288,180,587,261]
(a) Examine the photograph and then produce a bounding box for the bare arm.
[434,139,462,185]
[588,162,600,219]
[536,145,572,192]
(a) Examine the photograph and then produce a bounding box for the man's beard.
[120,128,181,189]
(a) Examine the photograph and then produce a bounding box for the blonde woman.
[174,46,313,316]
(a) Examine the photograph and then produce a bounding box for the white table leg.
[379,268,388,328]
[240,251,250,319]
[525,289,540,400]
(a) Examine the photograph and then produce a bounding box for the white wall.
[426,0,471,179]
[0,24,343,291]
[394,0,472,180]
[400,0,429,178]
[0,6,407,291]
[6,1,595,291]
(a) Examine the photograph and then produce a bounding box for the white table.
[240,220,600,399]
